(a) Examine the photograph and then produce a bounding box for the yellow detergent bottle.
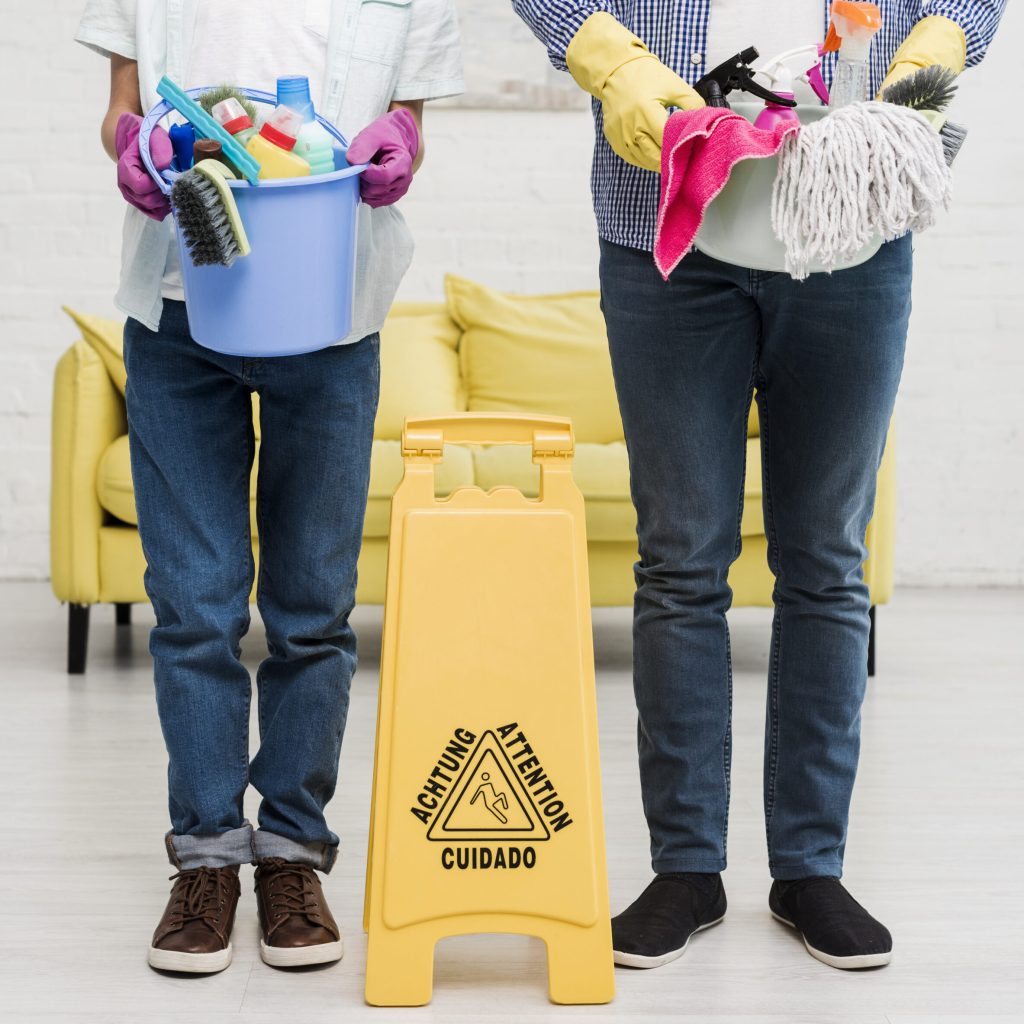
[245,105,311,179]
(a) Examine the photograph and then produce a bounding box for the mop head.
[771,101,952,279]
[171,159,251,267]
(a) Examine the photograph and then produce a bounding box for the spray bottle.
[211,97,258,148]
[753,45,831,129]
[245,105,312,179]
[277,75,337,176]
[825,1,883,108]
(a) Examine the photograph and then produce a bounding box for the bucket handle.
[139,86,361,195]
[402,414,575,461]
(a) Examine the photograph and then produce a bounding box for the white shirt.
[707,1,826,103]
[76,0,464,341]
[162,1,332,299]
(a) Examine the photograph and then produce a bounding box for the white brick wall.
[1,0,1022,584]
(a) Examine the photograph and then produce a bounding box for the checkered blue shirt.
[512,1,1006,251]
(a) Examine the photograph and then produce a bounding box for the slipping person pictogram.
[471,772,510,824]
[425,732,551,841]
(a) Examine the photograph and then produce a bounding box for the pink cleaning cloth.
[654,108,799,279]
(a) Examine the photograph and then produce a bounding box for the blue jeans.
[599,237,912,880]
[123,301,379,872]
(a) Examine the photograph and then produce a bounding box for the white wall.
[1,1,1022,584]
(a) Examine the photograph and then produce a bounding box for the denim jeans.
[598,237,912,879]
[123,301,379,872]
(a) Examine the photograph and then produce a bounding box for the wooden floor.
[1,582,1022,1023]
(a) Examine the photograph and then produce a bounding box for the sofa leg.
[68,604,91,675]
[115,602,132,626]
[867,605,876,678]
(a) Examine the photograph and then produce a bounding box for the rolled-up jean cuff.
[166,822,256,870]
[252,828,338,873]
[769,858,844,881]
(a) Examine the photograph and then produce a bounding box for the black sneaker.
[770,877,893,969]
[612,873,727,969]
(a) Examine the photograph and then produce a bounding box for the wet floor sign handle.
[364,413,615,1006]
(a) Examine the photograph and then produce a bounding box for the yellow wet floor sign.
[364,413,615,1006]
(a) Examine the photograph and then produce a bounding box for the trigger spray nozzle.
[694,47,798,109]
[755,45,831,105]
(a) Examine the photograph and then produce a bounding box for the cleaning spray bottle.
[694,47,797,112]
[245,105,311,179]
[753,46,830,129]
[211,97,258,148]
[825,1,883,108]
[277,75,337,176]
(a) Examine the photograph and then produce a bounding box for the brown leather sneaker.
[148,865,241,973]
[254,858,344,967]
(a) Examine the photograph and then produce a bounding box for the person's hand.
[346,108,420,208]
[115,112,173,221]
[877,14,966,96]
[566,12,704,173]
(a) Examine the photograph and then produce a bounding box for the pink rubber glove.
[346,108,420,208]
[115,112,173,221]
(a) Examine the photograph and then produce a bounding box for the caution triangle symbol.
[427,731,551,842]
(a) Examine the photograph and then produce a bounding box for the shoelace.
[258,858,320,922]
[167,866,233,928]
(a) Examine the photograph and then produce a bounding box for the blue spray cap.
[276,75,315,123]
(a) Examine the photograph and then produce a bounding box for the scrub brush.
[170,159,251,267]
[197,85,259,125]
[881,65,968,165]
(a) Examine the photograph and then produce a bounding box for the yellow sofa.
[52,277,894,673]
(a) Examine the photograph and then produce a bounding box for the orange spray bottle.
[824,1,883,107]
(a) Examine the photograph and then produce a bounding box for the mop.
[771,101,952,279]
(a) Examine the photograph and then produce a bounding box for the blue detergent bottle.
[277,75,337,176]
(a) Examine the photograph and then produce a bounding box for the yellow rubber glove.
[878,14,967,96]
[566,12,704,173]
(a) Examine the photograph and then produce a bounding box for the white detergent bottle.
[826,1,882,108]
[277,74,337,176]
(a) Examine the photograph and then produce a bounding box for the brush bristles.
[881,65,958,113]
[941,119,968,166]
[171,172,241,267]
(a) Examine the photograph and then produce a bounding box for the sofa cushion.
[97,432,474,539]
[96,436,136,524]
[471,441,635,542]
[471,437,767,541]
[63,307,127,394]
[96,429,766,543]
[363,440,476,537]
[375,306,464,441]
[741,437,763,536]
[445,275,624,445]
[97,434,260,531]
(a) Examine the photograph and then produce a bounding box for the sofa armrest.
[51,341,127,604]
[863,423,896,605]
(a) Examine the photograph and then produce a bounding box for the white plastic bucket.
[694,101,883,273]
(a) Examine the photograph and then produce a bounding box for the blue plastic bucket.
[140,88,366,357]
